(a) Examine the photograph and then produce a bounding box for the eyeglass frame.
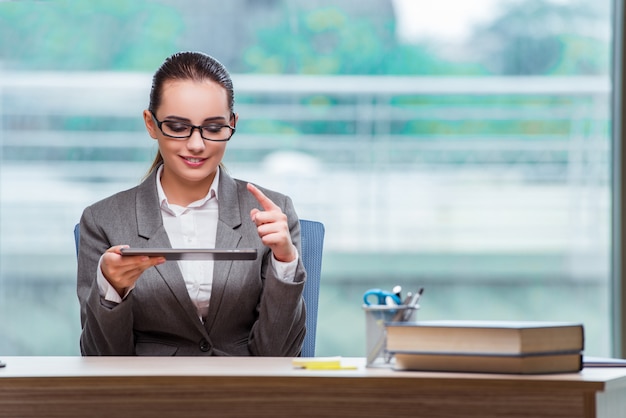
[150,110,236,142]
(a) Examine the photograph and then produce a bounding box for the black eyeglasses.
[150,111,236,142]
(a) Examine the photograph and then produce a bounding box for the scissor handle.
[363,288,402,306]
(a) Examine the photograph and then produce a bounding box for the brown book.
[393,351,583,374]
[386,320,584,355]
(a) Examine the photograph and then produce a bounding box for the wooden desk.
[1,356,625,418]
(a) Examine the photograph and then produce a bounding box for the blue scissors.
[363,288,402,306]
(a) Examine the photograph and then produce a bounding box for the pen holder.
[363,304,418,368]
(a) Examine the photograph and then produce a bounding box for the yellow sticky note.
[292,356,358,370]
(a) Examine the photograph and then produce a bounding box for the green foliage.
[550,34,610,75]
[0,0,184,70]
[244,6,387,74]
[468,0,609,75]
[385,44,487,76]
[0,0,610,76]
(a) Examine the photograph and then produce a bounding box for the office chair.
[298,219,325,357]
[73,219,325,357]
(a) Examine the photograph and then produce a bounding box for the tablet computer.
[120,248,257,261]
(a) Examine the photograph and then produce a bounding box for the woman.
[77,51,306,356]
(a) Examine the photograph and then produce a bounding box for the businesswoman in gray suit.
[77,51,306,356]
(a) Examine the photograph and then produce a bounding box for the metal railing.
[0,73,612,282]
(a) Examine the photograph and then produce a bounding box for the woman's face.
[143,78,236,196]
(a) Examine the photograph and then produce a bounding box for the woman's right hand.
[101,245,165,297]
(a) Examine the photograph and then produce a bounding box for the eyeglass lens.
[161,120,232,141]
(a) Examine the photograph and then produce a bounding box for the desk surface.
[2,356,626,418]
[1,356,626,387]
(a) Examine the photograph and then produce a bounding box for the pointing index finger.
[247,183,279,211]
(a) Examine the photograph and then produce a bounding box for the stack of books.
[386,320,584,374]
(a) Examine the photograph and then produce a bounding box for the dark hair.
[146,51,235,175]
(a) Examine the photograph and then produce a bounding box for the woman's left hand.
[247,183,297,263]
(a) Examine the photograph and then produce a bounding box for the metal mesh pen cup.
[363,304,418,367]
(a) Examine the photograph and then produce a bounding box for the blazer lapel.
[135,169,207,333]
[204,169,243,331]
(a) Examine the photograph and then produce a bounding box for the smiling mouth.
[183,157,205,163]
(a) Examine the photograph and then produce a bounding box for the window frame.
[611,0,626,358]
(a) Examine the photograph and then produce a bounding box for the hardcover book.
[392,351,583,374]
[386,320,584,355]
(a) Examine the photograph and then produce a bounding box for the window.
[0,0,615,357]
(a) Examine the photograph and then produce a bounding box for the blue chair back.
[74,223,80,257]
[74,219,325,357]
[298,219,325,357]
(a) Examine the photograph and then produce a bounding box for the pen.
[391,292,414,322]
[385,295,399,306]
[401,287,424,321]
[392,285,402,301]
[413,287,424,305]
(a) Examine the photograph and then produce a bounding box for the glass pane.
[0,0,613,357]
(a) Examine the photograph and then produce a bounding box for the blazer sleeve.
[77,204,136,355]
[246,194,307,357]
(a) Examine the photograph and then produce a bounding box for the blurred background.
[0,0,614,356]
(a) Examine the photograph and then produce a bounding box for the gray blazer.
[77,167,306,356]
